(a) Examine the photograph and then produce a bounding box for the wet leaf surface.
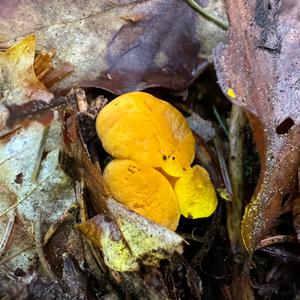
[214,0,300,251]
[0,0,226,94]
[2,0,298,298]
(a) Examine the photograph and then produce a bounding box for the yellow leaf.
[0,35,53,106]
[77,213,138,272]
[175,165,217,218]
[77,198,184,272]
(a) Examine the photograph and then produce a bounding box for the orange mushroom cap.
[174,165,217,219]
[103,159,180,230]
[96,92,195,177]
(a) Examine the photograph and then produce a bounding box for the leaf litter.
[0,0,299,299]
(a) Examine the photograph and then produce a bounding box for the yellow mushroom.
[174,165,217,219]
[103,159,180,230]
[96,92,195,177]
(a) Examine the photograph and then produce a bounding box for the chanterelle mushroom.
[103,159,180,230]
[97,92,218,230]
[96,92,195,177]
[175,165,217,219]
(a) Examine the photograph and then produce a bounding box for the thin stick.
[43,203,78,246]
[213,134,233,196]
[75,180,107,274]
[213,106,229,138]
[32,125,50,182]
[0,211,16,257]
[34,208,62,285]
[76,180,88,222]
[185,0,229,30]
[228,105,247,254]
[258,235,297,249]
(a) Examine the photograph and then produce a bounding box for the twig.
[185,0,229,30]
[75,180,107,275]
[76,180,88,223]
[227,105,254,300]
[32,125,50,182]
[213,134,233,196]
[213,106,229,138]
[34,208,62,286]
[258,235,298,249]
[0,210,16,257]
[228,105,247,254]
[43,203,79,246]
[179,228,205,243]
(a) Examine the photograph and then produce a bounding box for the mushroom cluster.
[96,92,217,230]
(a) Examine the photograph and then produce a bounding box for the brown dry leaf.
[0,0,226,94]
[294,194,300,242]
[78,198,184,272]
[214,0,300,252]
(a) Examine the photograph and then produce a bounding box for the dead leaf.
[33,49,73,88]
[294,195,300,242]
[62,89,185,274]
[0,0,226,94]
[0,35,52,107]
[0,119,76,278]
[0,35,73,131]
[214,0,300,252]
[78,198,184,272]
[59,92,177,297]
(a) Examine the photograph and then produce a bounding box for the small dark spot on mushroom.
[128,167,135,174]
[162,155,167,160]
[172,156,175,160]
[183,168,186,171]
[187,214,193,219]
[276,117,294,134]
